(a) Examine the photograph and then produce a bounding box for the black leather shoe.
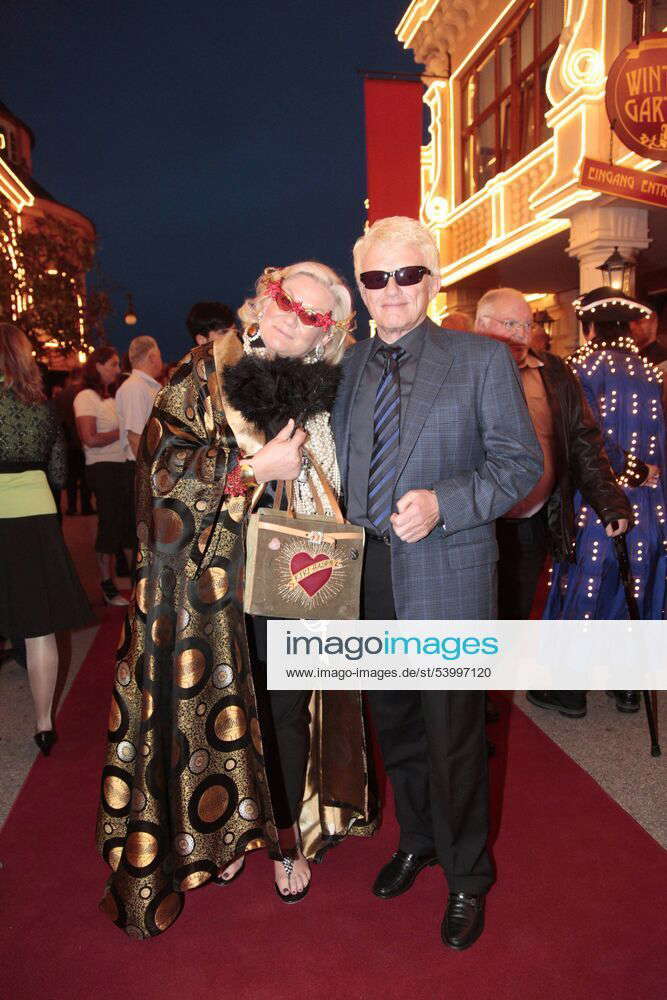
[526,691,587,718]
[372,849,438,899]
[34,730,57,756]
[441,892,485,951]
[611,690,640,713]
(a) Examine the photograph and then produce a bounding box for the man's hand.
[390,489,440,542]
[605,518,629,538]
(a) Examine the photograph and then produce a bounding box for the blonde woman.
[96,262,376,938]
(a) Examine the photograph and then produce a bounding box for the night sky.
[2,0,421,360]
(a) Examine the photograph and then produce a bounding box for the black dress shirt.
[345,320,426,532]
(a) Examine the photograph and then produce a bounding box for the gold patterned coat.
[96,333,376,938]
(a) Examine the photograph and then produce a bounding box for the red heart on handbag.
[290,552,332,597]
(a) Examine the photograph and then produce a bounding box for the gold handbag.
[244,454,364,620]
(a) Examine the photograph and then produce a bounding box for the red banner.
[364,79,423,224]
[580,157,667,209]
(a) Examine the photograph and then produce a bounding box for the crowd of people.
[1,215,665,951]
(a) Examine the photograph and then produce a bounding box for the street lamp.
[124,293,138,326]
[597,247,633,292]
[533,308,555,341]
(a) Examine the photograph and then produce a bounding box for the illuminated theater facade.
[397,0,667,353]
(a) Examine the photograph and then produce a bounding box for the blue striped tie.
[367,345,404,534]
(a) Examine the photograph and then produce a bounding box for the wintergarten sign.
[606,33,667,160]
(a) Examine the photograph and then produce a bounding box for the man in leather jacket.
[474,288,631,632]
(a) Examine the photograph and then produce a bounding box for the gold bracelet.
[239,461,258,488]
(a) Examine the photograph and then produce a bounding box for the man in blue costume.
[537,287,667,716]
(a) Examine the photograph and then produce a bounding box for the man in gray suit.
[332,217,542,950]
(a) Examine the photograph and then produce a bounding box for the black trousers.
[496,506,549,620]
[247,614,310,830]
[496,510,586,710]
[65,447,93,513]
[362,537,494,895]
[85,462,134,554]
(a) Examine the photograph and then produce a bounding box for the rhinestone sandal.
[274,851,311,903]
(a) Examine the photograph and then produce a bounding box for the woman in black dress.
[0,324,93,753]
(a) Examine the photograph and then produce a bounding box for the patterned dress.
[544,339,667,620]
[96,333,375,938]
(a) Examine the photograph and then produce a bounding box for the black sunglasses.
[359,265,432,290]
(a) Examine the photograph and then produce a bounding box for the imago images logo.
[606,33,667,161]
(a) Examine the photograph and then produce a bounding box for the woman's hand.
[76,416,120,448]
[250,419,307,483]
[641,464,661,488]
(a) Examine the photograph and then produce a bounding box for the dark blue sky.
[2,1,421,359]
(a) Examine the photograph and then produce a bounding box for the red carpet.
[1,613,666,1000]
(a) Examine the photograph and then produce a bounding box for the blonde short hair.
[128,335,158,367]
[238,261,354,364]
[352,217,440,288]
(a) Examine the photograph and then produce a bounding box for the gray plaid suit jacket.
[332,318,543,619]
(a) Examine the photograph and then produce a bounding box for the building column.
[567,204,650,294]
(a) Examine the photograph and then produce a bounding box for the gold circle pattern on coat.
[131,789,147,813]
[109,845,124,871]
[179,870,210,891]
[176,647,206,688]
[142,689,154,723]
[198,784,229,824]
[174,832,195,856]
[102,769,131,813]
[213,703,247,743]
[140,886,152,900]
[117,740,136,763]
[153,507,183,545]
[189,748,210,774]
[154,467,176,494]
[238,797,259,821]
[145,417,162,455]
[176,607,191,632]
[197,524,213,555]
[188,774,237,833]
[197,566,228,604]
[151,614,174,647]
[134,576,148,615]
[213,664,233,689]
[226,496,246,524]
[154,893,182,932]
[126,830,159,870]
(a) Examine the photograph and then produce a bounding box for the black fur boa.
[223,354,341,439]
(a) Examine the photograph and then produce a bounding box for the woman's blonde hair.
[352,216,440,288]
[238,261,355,364]
[0,323,45,404]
